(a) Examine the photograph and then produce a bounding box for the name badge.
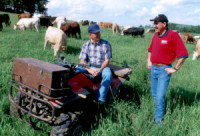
[161,40,168,44]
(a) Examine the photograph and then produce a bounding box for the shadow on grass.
[65,45,81,55]
[116,85,141,106]
[168,87,200,113]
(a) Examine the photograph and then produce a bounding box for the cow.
[44,26,67,57]
[60,22,81,39]
[39,17,53,28]
[0,14,11,26]
[57,20,66,29]
[193,36,200,39]
[18,13,32,20]
[89,21,97,25]
[60,23,71,37]
[192,39,200,60]
[112,24,120,34]
[70,22,81,39]
[99,22,112,28]
[33,14,43,18]
[182,32,196,44]
[0,18,3,31]
[44,16,57,23]
[78,20,83,24]
[146,28,155,33]
[121,25,134,31]
[172,30,179,33]
[121,27,144,37]
[82,20,89,26]
[52,16,67,28]
[13,18,40,32]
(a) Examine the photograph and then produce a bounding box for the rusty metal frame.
[9,83,56,125]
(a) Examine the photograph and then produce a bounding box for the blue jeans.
[76,66,112,102]
[151,65,172,124]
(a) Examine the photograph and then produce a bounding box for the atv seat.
[83,73,102,84]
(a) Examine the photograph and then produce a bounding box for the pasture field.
[0,11,200,136]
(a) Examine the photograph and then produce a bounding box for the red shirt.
[148,29,188,64]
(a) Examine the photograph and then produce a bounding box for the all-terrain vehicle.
[9,56,132,135]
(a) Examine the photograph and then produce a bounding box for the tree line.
[168,23,200,34]
[0,0,48,14]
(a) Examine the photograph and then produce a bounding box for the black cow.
[39,17,53,28]
[122,28,144,37]
[0,14,11,26]
[0,18,3,31]
[47,16,57,24]
[82,20,89,25]
[89,21,97,25]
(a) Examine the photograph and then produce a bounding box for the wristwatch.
[174,67,178,71]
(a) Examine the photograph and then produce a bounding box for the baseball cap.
[88,24,101,33]
[150,14,168,23]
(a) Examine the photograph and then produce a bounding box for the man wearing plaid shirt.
[77,24,112,103]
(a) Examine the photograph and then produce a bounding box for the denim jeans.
[76,66,112,102]
[151,65,172,124]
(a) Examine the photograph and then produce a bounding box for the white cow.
[52,17,67,28]
[32,14,43,18]
[44,26,67,57]
[57,20,66,29]
[121,25,134,31]
[120,26,134,35]
[192,39,200,60]
[13,18,40,32]
[146,28,155,33]
[193,36,200,39]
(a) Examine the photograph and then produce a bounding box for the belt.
[152,63,168,67]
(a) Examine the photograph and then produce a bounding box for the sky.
[46,0,200,27]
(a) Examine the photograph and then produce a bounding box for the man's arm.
[147,52,152,70]
[165,58,186,74]
[95,59,110,75]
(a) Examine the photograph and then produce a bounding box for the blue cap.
[88,24,101,33]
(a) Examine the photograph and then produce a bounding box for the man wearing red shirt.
[147,14,188,125]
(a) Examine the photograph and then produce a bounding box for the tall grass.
[0,11,200,136]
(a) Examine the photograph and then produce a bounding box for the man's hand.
[165,67,176,74]
[88,68,102,76]
[147,61,152,70]
[147,52,152,70]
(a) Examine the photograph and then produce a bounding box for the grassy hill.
[0,11,200,136]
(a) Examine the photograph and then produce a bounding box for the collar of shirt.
[89,39,102,46]
[158,28,169,38]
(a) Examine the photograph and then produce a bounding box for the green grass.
[0,11,200,136]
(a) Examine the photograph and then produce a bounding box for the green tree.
[1,0,48,14]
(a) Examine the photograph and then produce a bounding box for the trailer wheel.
[50,113,83,136]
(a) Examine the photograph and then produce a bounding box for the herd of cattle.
[0,13,200,59]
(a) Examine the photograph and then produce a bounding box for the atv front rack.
[9,80,78,126]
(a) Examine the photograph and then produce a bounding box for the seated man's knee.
[102,67,112,79]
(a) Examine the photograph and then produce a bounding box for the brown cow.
[70,22,81,39]
[18,13,32,20]
[60,23,71,37]
[60,22,81,39]
[112,24,120,34]
[182,32,197,44]
[99,22,112,28]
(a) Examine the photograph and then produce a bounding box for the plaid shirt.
[79,39,112,66]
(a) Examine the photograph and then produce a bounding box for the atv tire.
[10,92,26,117]
[9,93,20,117]
[50,113,83,136]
